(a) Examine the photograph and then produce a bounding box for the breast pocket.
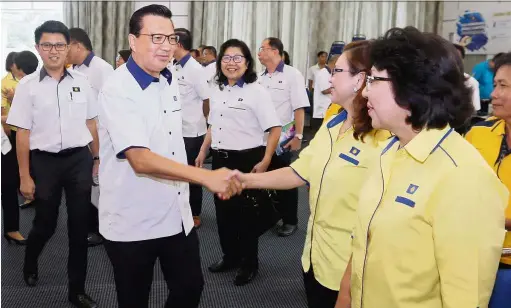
[68,92,87,119]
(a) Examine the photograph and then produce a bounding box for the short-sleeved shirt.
[171,53,209,137]
[97,57,193,242]
[258,61,310,126]
[209,79,281,151]
[72,52,114,98]
[307,63,321,86]
[6,68,97,152]
[466,117,511,265]
[1,73,19,131]
[312,67,332,119]
[291,110,390,290]
[472,60,494,100]
[350,126,508,308]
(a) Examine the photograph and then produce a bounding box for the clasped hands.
[202,168,245,200]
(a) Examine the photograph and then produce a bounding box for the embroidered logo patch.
[72,87,80,92]
[349,147,360,156]
[406,184,419,195]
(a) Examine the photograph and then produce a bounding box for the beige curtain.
[64,1,134,66]
[190,1,443,77]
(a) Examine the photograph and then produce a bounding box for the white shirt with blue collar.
[72,52,113,98]
[97,57,193,242]
[171,53,209,138]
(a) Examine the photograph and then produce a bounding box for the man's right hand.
[20,176,35,201]
[195,150,207,168]
[203,168,243,200]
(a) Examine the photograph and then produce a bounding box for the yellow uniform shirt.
[322,103,342,124]
[351,125,508,308]
[291,110,390,290]
[466,117,511,265]
[1,73,19,131]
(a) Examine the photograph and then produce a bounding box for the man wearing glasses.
[7,21,99,308]
[257,37,310,237]
[96,5,238,308]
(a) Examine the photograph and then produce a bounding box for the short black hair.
[34,20,70,44]
[283,50,291,65]
[175,28,192,51]
[190,49,199,58]
[118,49,132,63]
[13,50,39,75]
[493,52,505,63]
[317,51,328,58]
[370,26,473,130]
[495,52,511,74]
[203,46,217,58]
[5,52,17,72]
[69,27,93,51]
[453,44,465,59]
[265,37,283,56]
[215,39,257,88]
[129,4,172,36]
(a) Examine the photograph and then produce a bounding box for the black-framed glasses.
[221,55,245,63]
[139,34,179,45]
[366,75,392,89]
[331,68,354,76]
[39,42,68,51]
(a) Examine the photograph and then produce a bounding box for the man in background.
[473,53,504,116]
[202,46,217,85]
[67,27,114,247]
[311,55,338,134]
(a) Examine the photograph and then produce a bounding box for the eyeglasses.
[258,47,276,53]
[139,34,179,45]
[221,55,245,63]
[366,75,392,89]
[39,43,68,51]
[331,68,354,76]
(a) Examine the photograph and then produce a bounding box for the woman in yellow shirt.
[231,41,390,307]
[335,27,508,308]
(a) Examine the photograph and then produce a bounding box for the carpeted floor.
[2,177,312,308]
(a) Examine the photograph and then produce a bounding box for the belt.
[32,146,86,157]
[499,262,511,270]
[211,147,261,159]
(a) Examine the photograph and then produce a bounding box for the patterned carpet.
[2,180,312,308]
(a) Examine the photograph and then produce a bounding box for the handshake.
[202,168,248,200]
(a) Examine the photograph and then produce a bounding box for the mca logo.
[72,87,81,92]
[349,147,360,156]
[406,184,419,195]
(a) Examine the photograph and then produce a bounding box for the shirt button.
[219,128,222,130]
[219,141,221,143]
[220,114,223,117]
[223,102,226,104]
[169,131,172,135]
[178,192,181,195]
[172,152,175,155]
[164,110,167,113]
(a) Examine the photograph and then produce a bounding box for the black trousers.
[88,202,99,233]
[268,151,298,225]
[211,146,266,268]
[303,267,339,308]
[310,118,324,136]
[1,130,20,233]
[24,147,92,296]
[184,135,205,217]
[104,229,204,308]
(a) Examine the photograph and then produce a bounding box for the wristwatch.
[294,134,303,140]
[93,156,100,161]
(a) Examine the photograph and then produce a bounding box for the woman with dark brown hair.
[230,40,390,308]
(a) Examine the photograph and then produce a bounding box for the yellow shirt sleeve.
[429,165,507,308]
[290,121,328,183]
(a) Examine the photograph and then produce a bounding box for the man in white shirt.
[97,5,239,308]
[67,27,114,247]
[202,46,217,85]
[257,37,310,237]
[307,51,327,93]
[172,28,210,228]
[7,20,99,308]
[311,55,338,133]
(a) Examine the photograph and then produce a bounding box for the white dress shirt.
[312,67,332,119]
[171,53,209,137]
[209,79,281,151]
[72,52,114,98]
[204,61,217,86]
[7,68,97,152]
[307,63,321,86]
[465,73,481,111]
[258,61,310,126]
[97,57,193,242]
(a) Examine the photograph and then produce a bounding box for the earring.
[353,87,358,93]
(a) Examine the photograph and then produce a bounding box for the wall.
[134,1,190,29]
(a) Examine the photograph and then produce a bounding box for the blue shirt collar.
[223,78,245,88]
[326,109,347,129]
[126,56,172,90]
[203,60,215,67]
[263,60,285,75]
[39,67,73,82]
[178,53,191,67]
[82,52,95,67]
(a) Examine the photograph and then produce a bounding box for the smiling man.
[96,5,240,308]
[7,20,99,308]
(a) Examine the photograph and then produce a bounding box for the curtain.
[190,1,443,77]
[64,1,134,66]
